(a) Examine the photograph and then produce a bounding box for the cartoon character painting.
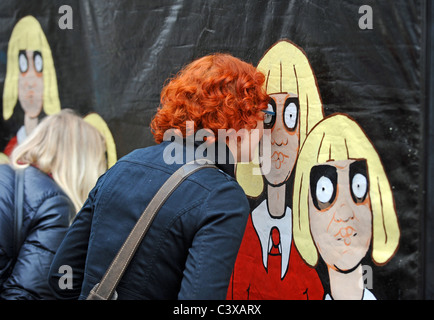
[2,16,61,156]
[2,16,117,168]
[227,40,325,299]
[292,114,400,300]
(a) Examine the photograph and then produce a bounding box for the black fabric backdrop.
[424,0,433,300]
[0,0,429,299]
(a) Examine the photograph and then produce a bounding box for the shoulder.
[23,166,74,218]
[197,168,250,218]
[0,164,14,187]
[0,165,73,228]
[96,144,248,212]
[24,166,65,197]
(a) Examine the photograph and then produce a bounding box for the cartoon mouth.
[271,151,289,169]
[334,227,357,246]
[272,139,288,147]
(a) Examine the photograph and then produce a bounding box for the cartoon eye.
[351,173,368,200]
[284,102,298,130]
[264,100,276,129]
[19,52,28,73]
[316,176,334,204]
[310,165,338,210]
[349,160,369,203]
[264,104,275,125]
[33,52,43,73]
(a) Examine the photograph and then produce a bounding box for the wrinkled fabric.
[0,165,74,299]
[0,0,426,300]
[48,141,250,300]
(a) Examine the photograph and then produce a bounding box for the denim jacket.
[48,141,250,300]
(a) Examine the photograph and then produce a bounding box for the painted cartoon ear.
[235,151,264,198]
[84,113,117,168]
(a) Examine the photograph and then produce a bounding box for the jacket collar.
[193,140,235,178]
[159,139,236,178]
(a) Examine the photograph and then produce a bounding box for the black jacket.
[0,164,74,299]
[48,141,250,300]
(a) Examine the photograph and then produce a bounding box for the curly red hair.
[150,53,269,143]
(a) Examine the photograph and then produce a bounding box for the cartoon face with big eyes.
[3,16,60,144]
[230,40,325,293]
[292,114,400,300]
[308,159,372,271]
[18,50,44,119]
[262,93,300,186]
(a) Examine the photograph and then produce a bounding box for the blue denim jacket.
[48,141,250,300]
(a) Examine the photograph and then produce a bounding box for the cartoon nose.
[334,199,355,223]
[272,126,281,135]
[24,74,37,88]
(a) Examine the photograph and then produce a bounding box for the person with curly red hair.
[151,53,269,164]
[152,53,268,142]
[49,53,270,300]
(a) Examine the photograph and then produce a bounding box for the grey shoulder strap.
[87,159,217,300]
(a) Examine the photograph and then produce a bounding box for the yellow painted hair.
[3,15,60,120]
[292,114,400,267]
[236,40,324,197]
[0,152,8,164]
[84,113,118,168]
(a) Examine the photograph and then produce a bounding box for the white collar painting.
[251,199,292,280]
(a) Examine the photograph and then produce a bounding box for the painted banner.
[0,0,430,299]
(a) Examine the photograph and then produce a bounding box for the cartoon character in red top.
[2,17,117,169]
[227,40,325,300]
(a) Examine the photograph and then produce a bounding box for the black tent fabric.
[0,0,430,300]
[424,0,434,300]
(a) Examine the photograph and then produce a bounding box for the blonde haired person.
[2,16,60,156]
[0,109,107,299]
[292,114,400,300]
[11,109,107,212]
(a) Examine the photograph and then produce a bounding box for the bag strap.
[87,159,217,300]
[13,168,25,259]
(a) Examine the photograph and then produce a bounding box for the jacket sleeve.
[0,194,73,300]
[178,179,250,300]
[47,187,97,300]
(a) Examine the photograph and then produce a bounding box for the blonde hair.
[236,40,324,197]
[292,114,400,267]
[11,109,107,214]
[3,15,60,120]
[258,39,324,144]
